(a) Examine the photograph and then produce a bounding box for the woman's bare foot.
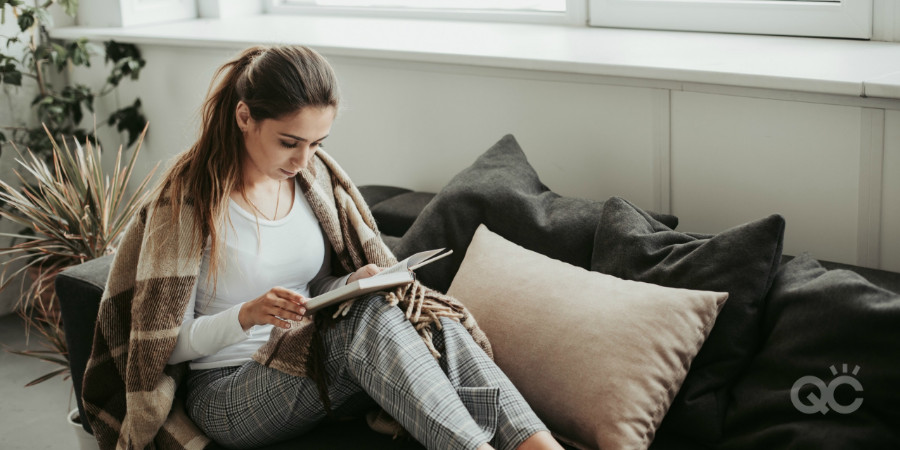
[516,431,564,450]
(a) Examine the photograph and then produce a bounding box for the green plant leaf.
[57,85,93,125]
[65,38,93,68]
[32,43,51,63]
[104,40,141,64]
[51,43,68,72]
[107,98,146,147]
[32,5,51,27]
[105,41,145,86]
[16,8,34,31]
[0,62,21,85]
[33,95,68,129]
[58,0,77,17]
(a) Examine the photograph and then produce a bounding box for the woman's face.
[236,102,335,182]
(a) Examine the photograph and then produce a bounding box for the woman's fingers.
[266,315,291,329]
[365,264,382,276]
[349,264,383,283]
[270,286,307,306]
[240,287,308,331]
[266,301,304,321]
[262,305,299,329]
[272,296,305,315]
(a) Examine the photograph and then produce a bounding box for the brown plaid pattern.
[81,150,492,449]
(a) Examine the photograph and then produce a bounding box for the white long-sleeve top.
[167,180,350,370]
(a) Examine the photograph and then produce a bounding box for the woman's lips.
[280,169,297,176]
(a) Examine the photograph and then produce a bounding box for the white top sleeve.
[167,281,251,365]
[167,270,350,366]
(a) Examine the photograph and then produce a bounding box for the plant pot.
[67,409,100,450]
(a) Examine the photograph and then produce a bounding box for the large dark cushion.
[393,134,678,293]
[357,185,413,208]
[719,254,900,449]
[371,192,436,238]
[591,197,785,443]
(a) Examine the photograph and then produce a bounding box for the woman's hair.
[154,45,340,283]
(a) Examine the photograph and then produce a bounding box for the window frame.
[588,0,873,39]
[265,0,588,26]
[77,0,196,27]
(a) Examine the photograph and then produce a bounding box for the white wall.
[35,43,900,276]
[329,57,664,208]
[671,92,863,264]
[882,111,900,271]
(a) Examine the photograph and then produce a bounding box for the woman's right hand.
[238,287,308,331]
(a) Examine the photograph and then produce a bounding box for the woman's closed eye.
[279,140,325,149]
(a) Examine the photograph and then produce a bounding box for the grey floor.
[0,313,78,449]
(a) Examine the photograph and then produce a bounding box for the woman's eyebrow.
[279,132,329,142]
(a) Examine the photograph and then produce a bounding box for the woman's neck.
[240,164,280,193]
[233,170,295,221]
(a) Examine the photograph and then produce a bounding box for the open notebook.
[305,248,453,313]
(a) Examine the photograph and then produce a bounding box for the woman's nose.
[291,145,315,170]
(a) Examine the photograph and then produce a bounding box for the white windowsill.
[50,14,900,100]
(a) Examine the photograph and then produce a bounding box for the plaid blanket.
[81,149,492,449]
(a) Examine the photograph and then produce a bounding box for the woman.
[82,45,562,450]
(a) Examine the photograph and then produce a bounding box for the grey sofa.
[57,137,900,450]
[57,184,900,450]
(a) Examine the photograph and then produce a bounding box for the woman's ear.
[235,101,251,131]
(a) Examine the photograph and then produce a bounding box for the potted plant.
[1,0,148,317]
[0,0,150,366]
[0,123,157,366]
[0,125,157,447]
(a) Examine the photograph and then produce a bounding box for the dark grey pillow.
[393,134,678,293]
[591,197,785,444]
[371,192,436,238]
[720,254,900,449]
[357,185,413,208]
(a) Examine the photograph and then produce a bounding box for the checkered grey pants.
[184,295,547,450]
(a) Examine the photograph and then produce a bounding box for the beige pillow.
[447,224,728,450]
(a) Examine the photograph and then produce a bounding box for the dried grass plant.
[0,124,157,385]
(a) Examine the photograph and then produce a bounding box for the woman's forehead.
[265,106,335,138]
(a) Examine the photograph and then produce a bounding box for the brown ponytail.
[152,45,340,287]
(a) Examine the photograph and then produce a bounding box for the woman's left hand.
[347,263,382,284]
